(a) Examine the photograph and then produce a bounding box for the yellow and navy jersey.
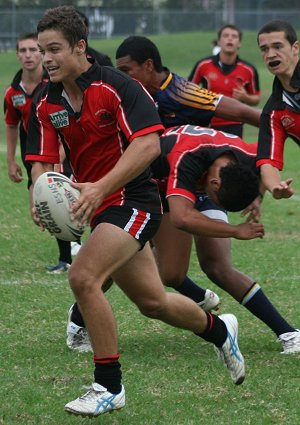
[154,68,222,128]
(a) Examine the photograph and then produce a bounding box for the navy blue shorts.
[195,193,228,222]
[160,191,228,222]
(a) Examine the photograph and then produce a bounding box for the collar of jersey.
[160,69,173,91]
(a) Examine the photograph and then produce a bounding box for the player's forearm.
[6,126,19,162]
[217,96,261,127]
[95,133,161,198]
[170,208,238,238]
[242,94,261,107]
[260,164,281,193]
[31,162,54,185]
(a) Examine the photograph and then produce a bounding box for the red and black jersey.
[26,62,164,220]
[4,69,48,179]
[151,125,258,204]
[4,69,48,133]
[257,61,300,171]
[189,54,260,128]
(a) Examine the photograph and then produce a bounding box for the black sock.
[56,238,72,264]
[94,355,122,394]
[71,302,85,327]
[196,312,227,347]
[176,276,206,303]
[242,283,295,336]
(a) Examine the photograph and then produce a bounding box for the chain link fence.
[1,8,300,51]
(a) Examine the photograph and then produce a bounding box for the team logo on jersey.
[95,109,115,127]
[281,115,295,129]
[49,110,69,128]
[208,72,218,81]
[12,94,26,107]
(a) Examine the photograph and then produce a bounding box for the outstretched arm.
[260,163,294,199]
[216,95,261,127]
[168,195,264,240]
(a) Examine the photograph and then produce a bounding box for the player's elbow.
[169,212,190,232]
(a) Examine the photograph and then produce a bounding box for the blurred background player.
[189,24,261,137]
[3,32,73,274]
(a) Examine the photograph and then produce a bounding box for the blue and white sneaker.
[66,304,92,353]
[65,383,125,417]
[214,314,245,385]
[46,261,70,274]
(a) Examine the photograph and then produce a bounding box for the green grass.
[1,31,300,425]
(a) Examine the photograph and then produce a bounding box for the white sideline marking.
[0,277,67,286]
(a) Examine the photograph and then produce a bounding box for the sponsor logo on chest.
[49,110,69,128]
[12,94,26,107]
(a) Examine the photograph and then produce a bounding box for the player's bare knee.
[138,299,167,319]
[69,265,92,296]
[201,260,232,284]
[159,269,187,289]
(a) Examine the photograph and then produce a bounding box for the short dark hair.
[257,20,298,46]
[37,6,88,49]
[16,32,38,51]
[76,10,89,29]
[218,24,242,41]
[216,163,259,212]
[116,36,163,72]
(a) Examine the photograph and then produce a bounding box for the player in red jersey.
[256,20,300,353]
[70,124,300,355]
[26,6,262,416]
[4,32,48,186]
[189,24,261,137]
[3,32,75,273]
[115,36,300,354]
[257,20,300,201]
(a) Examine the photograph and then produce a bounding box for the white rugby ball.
[33,171,86,242]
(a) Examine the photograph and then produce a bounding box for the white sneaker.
[214,314,245,385]
[66,305,92,353]
[65,383,125,417]
[71,242,82,256]
[278,330,300,354]
[198,289,220,312]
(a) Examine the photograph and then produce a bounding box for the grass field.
[1,31,300,425]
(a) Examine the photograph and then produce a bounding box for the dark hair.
[37,6,88,49]
[257,20,298,46]
[76,10,89,29]
[16,32,38,51]
[116,35,163,72]
[216,163,259,212]
[218,24,242,41]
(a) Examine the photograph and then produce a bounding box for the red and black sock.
[196,312,227,347]
[93,354,122,394]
